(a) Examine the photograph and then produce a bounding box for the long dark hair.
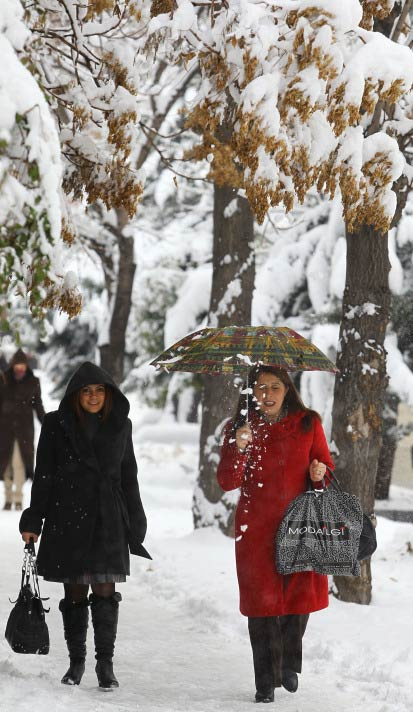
[233,365,320,432]
[71,385,113,423]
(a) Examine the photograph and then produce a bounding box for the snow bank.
[136,421,200,445]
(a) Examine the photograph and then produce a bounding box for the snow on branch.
[23,0,147,220]
[147,0,413,231]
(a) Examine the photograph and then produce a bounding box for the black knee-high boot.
[59,598,89,685]
[89,592,122,690]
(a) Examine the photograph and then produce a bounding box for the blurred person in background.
[0,351,7,372]
[0,348,45,511]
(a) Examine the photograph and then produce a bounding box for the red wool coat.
[217,410,334,617]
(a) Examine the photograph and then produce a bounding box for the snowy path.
[1,441,413,712]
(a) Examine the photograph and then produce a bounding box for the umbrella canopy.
[150,326,338,375]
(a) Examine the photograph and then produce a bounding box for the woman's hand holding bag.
[21,531,39,544]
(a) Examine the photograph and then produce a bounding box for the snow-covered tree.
[6,1,198,380]
[122,173,213,406]
[329,2,413,604]
[23,0,147,220]
[10,0,144,374]
[0,0,81,331]
[148,0,412,229]
[148,0,413,568]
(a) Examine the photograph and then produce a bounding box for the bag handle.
[24,538,36,555]
[322,465,343,492]
[20,538,35,591]
[323,466,376,520]
[21,538,50,607]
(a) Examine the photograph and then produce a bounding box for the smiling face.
[253,372,289,421]
[79,383,106,413]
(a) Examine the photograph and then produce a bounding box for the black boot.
[90,592,121,690]
[281,669,298,693]
[255,690,275,703]
[59,598,89,685]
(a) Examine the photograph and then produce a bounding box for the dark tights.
[64,582,115,604]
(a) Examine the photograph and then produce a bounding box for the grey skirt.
[45,572,127,584]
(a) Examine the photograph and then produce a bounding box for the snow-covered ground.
[1,396,413,711]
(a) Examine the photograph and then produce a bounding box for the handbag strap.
[24,538,36,556]
[322,466,376,521]
[22,539,49,605]
[323,466,343,492]
[20,550,29,591]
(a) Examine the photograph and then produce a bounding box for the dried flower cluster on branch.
[148,0,413,231]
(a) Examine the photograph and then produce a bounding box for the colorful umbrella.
[150,325,338,375]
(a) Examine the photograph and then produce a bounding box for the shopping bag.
[5,539,50,655]
[276,469,366,576]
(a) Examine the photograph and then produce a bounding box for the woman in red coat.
[217,365,334,703]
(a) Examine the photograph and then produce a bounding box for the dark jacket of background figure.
[0,357,45,481]
[19,362,150,580]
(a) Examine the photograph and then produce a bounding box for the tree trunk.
[99,210,136,385]
[375,391,400,500]
[331,225,390,604]
[193,184,255,535]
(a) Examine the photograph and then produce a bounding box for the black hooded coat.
[0,349,45,480]
[19,362,150,580]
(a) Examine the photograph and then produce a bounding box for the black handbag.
[358,512,377,561]
[5,539,50,655]
[324,468,377,561]
[276,467,377,577]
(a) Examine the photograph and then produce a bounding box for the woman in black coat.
[20,362,150,690]
[0,348,45,508]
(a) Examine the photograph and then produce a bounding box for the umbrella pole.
[246,368,249,425]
